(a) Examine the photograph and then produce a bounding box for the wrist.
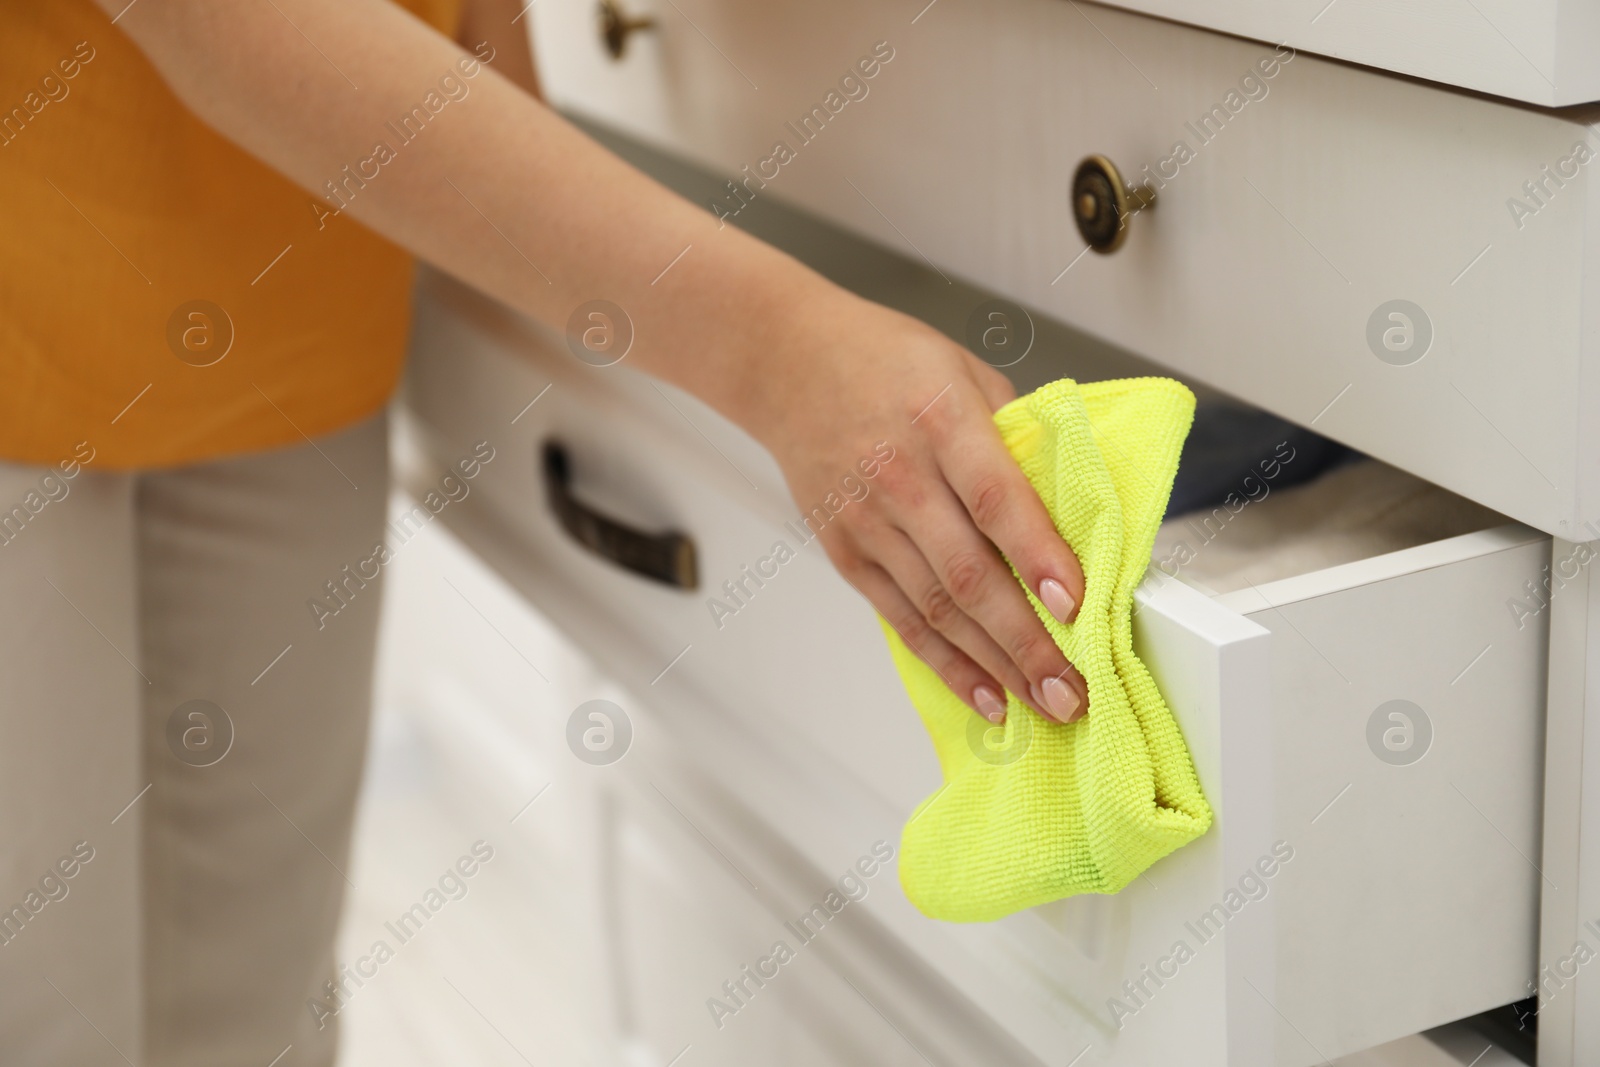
[679,247,858,449]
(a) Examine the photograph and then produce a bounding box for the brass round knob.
[599,0,656,60]
[1072,155,1156,254]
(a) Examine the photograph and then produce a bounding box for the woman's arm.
[455,0,541,98]
[102,0,1088,724]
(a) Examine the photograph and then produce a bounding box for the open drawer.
[402,271,1548,1066]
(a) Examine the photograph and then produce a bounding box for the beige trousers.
[0,412,389,1066]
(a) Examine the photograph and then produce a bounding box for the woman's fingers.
[860,525,1056,722]
[894,394,1088,718]
[839,558,1010,723]
[926,386,1086,629]
[918,512,1085,723]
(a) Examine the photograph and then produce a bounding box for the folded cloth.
[883,377,1212,922]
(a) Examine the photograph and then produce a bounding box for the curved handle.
[542,441,698,589]
[598,0,657,60]
[1072,154,1157,254]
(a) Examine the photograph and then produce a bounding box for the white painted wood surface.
[1218,527,1549,1061]
[345,472,1530,1067]
[401,270,1552,1064]
[525,23,1600,1059]
[1091,0,1600,107]
[1537,538,1600,1067]
[530,0,1600,541]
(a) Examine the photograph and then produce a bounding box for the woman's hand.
[747,290,1089,725]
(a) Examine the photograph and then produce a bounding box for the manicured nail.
[974,685,1006,724]
[1042,676,1081,722]
[1039,578,1076,623]
[1028,681,1058,722]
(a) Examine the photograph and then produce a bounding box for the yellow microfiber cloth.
[883,376,1212,922]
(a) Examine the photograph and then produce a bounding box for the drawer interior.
[1156,455,1507,595]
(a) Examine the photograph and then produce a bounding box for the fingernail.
[974,685,1006,724]
[1039,578,1076,623]
[1042,676,1081,722]
[1028,681,1057,722]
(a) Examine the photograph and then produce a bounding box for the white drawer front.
[403,275,1547,1066]
[1211,529,1548,1054]
[531,0,1600,540]
[1075,0,1600,107]
[602,777,927,1066]
[539,0,1600,107]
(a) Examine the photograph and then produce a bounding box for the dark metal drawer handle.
[542,440,698,589]
[598,0,656,60]
[1073,154,1157,254]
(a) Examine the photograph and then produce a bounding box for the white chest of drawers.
[403,271,1541,1066]
[402,2,1600,1063]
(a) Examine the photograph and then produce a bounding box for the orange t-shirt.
[0,0,460,469]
